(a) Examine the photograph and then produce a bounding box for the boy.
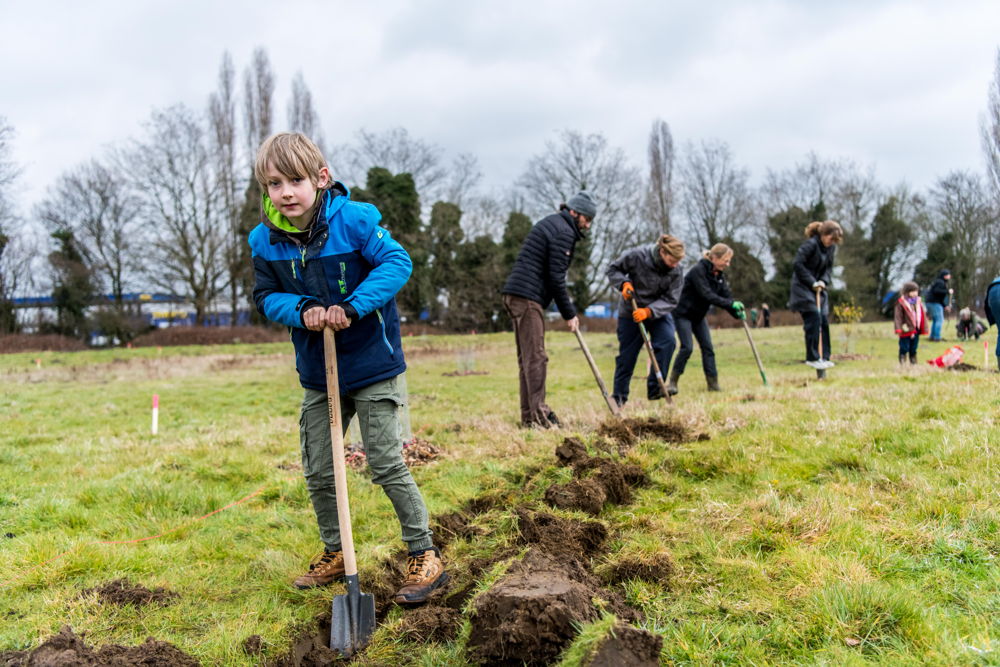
[893,281,928,365]
[248,132,446,605]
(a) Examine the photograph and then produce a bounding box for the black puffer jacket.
[925,270,951,306]
[674,258,739,321]
[788,236,835,313]
[502,210,582,319]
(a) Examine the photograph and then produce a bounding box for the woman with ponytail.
[788,220,842,369]
[669,243,745,394]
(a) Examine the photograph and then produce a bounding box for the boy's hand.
[303,305,353,331]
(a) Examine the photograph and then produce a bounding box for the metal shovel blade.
[330,574,376,658]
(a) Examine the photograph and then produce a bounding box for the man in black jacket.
[925,269,952,341]
[502,192,596,428]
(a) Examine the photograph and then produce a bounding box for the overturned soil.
[467,548,602,666]
[584,623,663,666]
[947,362,979,372]
[346,436,442,471]
[0,625,198,666]
[80,578,178,607]
[598,416,707,448]
[547,438,650,514]
[516,508,607,565]
[600,551,676,587]
[398,604,462,643]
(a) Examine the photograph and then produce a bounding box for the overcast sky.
[3,1,999,215]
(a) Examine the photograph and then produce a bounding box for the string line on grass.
[0,480,273,590]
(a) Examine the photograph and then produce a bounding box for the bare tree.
[287,70,325,152]
[517,129,644,307]
[36,158,142,306]
[677,138,755,251]
[929,170,997,304]
[209,52,245,324]
[243,47,275,159]
[646,118,675,233]
[337,127,447,196]
[125,104,228,325]
[443,152,483,208]
[0,231,36,333]
[981,48,1000,203]
[0,117,20,231]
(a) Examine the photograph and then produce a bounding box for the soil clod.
[544,478,607,515]
[0,625,198,667]
[467,549,600,666]
[399,604,462,643]
[242,634,264,655]
[601,551,676,586]
[583,623,663,667]
[598,416,706,448]
[432,510,482,548]
[516,509,607,564]
[80,578,178,607]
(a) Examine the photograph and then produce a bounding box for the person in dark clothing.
[788,220,842,369]
[606,234,686,406]
[985,276,1000,370]
[501,191,596,428]
[761,303,771,327]
[669,243,745,394]
[925,269,952,341]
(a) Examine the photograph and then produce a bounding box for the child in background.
[894,281,928,365]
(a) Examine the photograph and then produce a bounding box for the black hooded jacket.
[502,210,583,319]
[788,236,836,313]
[925,270,951,306]
[674,257,739,321]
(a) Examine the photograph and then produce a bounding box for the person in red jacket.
[894,281,928,365]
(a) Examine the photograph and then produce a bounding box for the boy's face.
[264,164,330,229]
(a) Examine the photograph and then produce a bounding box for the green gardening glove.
[732,301,746,320]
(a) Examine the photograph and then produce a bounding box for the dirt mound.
[947,362,978,372]
[583,623,663,666]
[399,604,462,642]
[516,508,607,564]
[273,615,341,666]
[0,625,198,666]
[242,634,264,655]
[598,416,706,447]
[80,578,178,607]
[547,439,650,514]
[601,551,676,586]
[545,478,607,515]
[467,548,601,666]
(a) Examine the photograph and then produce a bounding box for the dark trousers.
[800,309,831,362]
[503,294,551,425]
[898,334,919,359]
[612,313,676,402]
[673,315,717,378]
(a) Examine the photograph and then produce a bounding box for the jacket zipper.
[375,310,393,354]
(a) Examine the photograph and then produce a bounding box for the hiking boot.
[546,411,562,428]
[647,384,663,400]
[706,375,721,392]
[667,372,680,396]
[394,548,449,605]
[293,550,345,589]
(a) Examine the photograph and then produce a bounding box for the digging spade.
[323,327,376,657]
[740,319,769,386]
[573,328,620,416]
[628,297,672,404]
[813,290,831,379]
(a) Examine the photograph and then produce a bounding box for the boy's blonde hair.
[254,132,328,189]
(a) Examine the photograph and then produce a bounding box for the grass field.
[1,324,997,665]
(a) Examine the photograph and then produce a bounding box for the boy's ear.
[315,167,331,189]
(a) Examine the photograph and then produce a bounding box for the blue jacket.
[249,183,411,393]
[986,277,1000,326]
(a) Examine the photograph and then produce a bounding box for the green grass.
[1,324,998,664]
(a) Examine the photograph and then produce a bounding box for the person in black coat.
[669,243,745,394]
[501,191,596,428]
[925,269,952,341]
[788,220,843,369]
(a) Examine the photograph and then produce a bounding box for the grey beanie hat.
[566,191,597,220]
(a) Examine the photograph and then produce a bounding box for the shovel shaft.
[324,328,358,578]
[629,299,672,404]
[815,290,826,379]
[741,320,768,386]
[573,328,620,416]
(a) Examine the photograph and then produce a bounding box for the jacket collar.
[264,182,350,245]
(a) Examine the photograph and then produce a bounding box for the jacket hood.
[261,182,350,235]
[938,269,951,279]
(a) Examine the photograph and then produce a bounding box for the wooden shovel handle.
[324,327,358,578]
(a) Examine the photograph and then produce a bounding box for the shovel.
[740,319,769,386]
[628,298,672,404]
[813,290,832,377]
[323,327,376,657]
[573,328,620,416]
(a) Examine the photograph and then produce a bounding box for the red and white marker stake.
[152,394,159,435]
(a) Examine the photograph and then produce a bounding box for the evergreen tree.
[446,235,505,331]
[719,237,766,306]
[427,201,463,321]
[49,229,96,340]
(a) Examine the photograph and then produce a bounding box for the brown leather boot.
[393,548,449,605]
[293,550,345,589]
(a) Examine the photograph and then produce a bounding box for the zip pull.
[300,246,307,268]
[290,260,297,280]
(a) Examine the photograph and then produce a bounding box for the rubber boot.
[909,353,918,365]
[706,375,721,392]
[667,371,680,396]
[899,354,907,366]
